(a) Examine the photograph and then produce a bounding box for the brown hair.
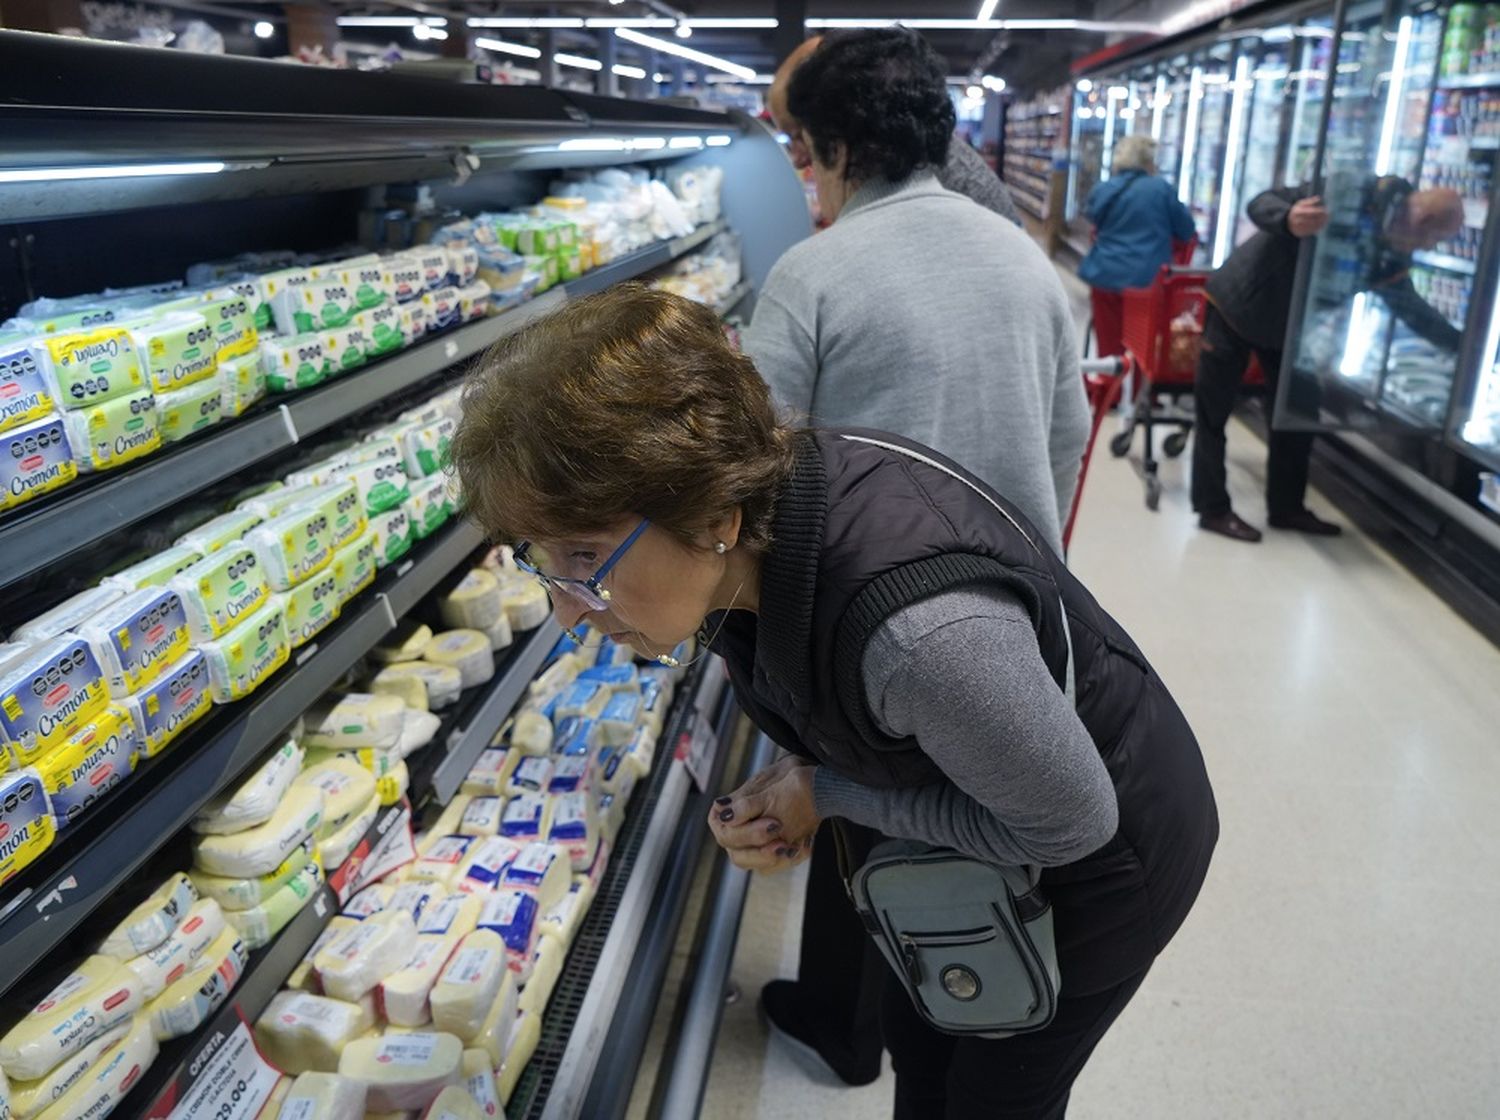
[451,284,796,553]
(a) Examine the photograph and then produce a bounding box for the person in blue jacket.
[1078,135,1197,358]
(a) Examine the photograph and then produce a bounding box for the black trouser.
[1190,305,1313,519]
[882,964,1150,1119]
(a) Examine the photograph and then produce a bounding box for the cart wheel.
[1109,431,1133,458]
[1163,431,1189,458]
[1145,476,1162,511]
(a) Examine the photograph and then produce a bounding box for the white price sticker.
[164,1017,279,1120]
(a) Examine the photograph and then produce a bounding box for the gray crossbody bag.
[834,434,1074,1038]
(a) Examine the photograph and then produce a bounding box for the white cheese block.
[504,757,553,800]
[437,571,503,631]
[508,709,550,757]
[516,937,563,1016]
[296,758,378,837]
[278,1072,365,1120]
[460,749,516,798]
[338,1032,463,1113]
[500,843,569,912]
[496,795,548,846]
[429,932,506,1040]
[320,795,379,871]
[316,910,418,1002]
[621,726,656,780]
[256,1076,291,1120]
[375,663,462,710]
[409,836,476,887]
[537,880,590,948]
[545,792,599,873]
[474,892,539,984]
[458,1052,502,1120]
[455,837,521,895]
[379,936,457,1028]
[597,793,626,844]
[594,748,637,800]
[285,918,355,991]
[416,1085,485,1120]
[97,873,197,959]
[193,777,324,875]
[187,837,314,911]
[304,693,405,751]
[423,632,493,690]
[416,893,482,940]
[0,957,146,1080]
[546,754,593,798]
[481,615,512,654]
[26,1015,156,1120]
[366,668,427,711]
[255,991,377,1075]
[553,681,608,723]
[7,1021,131,1120]
[415,796,469,854]
[145,928,249,1039]
[223,861,324,950]
[342,884,394,921]
[457,797,503,838]
[596,693,640,749]
[371,621,431,664]
[500,583,549,632]
[497,1013,539,1106]
[124,899,226,998]
[395,710,442,759]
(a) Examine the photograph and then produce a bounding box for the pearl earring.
[714,541,727,554]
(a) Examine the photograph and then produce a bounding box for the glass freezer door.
[1155,59,1193,196]
[1283,18,1337,187]
[1229,35,1295,256]
[1181,43,1236,265]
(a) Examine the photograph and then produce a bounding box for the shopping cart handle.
[1079,355,1130,377]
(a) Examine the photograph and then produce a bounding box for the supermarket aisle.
[700,419,1500,1118]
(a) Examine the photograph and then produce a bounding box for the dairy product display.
[16,1014,157,1120]
[155,375,224,445]
[280,565,341,648]
[278,1071,366,1120]
[0,415,77,511]
[188,839,315,910]
[223,861,323,949]
[7,1019,132,1120]
[123,898,225,998]
[75,587,191,699]
[0,956,146,1080]
[319,796,379,869]
[372,620,432,664]
[61,388,160,473]
[337,1032,463,1112]
[461,750,517,798]
[422,631,493,690]
[194,739,302,834]
[119,650,212,758]
[199,597,290,702]
[193,784,324,879]
[169,542,271,641]
[245,505,335,591]
[315,909,418,1002]
[373,662,461,711]
[35,704,139,828]
[304,693,406,751]
[255,991,377,1075]
[437,571,503,631]
[98,873,199,959]
[0,637,110,766]
[144,928,249,1039]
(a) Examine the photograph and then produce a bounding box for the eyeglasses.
[513,519,650,612]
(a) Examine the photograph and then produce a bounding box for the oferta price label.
[160,1013,279,1120]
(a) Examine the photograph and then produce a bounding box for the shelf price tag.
[675,712,718,794]
[158,1012,279,1120]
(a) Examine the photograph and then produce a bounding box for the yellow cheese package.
[197,598,290,703]
[336,1031,463,1113]
[144,928,250,1040]
[370,506,413,568]
[120,649,211,759]
[295,758,377,837]
[31,326,147,410]
[303,693,406,751]
[376,759,410,807]
[0,769,57,890]
[372,662,460,711]
[98,872,198,959]
[8,1018,132,1120]
[16,1015,157,1120]
[155,373,224,445]
[193,738,302,835]
[437,570,503,631]
[217,351,267,418]
[303,745,401,782]
[417,1084,485,1120]
[0,956,146,1080]
[461,1050,502,1120]
[0,341,57,433]
[365,665,426,711]
[188,837,317,911]
[36,704,139,829]
[497,1012,539,1105]
[315,909,418,1003]
[75,587,191,699]
[261,333,333,393]
[223,859,324,949]
[174,507,262,556]
[0,414,78,511]
[0,636,110,766]
[194,290,260,361]
[245,505,336,592]
[255,991,377,1075]
[332,529,379,607]
[122,309,218,394]
[123,897,226,999]
[103,545,202,594]
[193,784,324,879]
[279,566,340,650]
[313,479,367,550]
[423,631,492,690]
[60,388,160,473]
[319,794,379,870]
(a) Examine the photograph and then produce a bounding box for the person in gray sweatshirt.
[743,28,1093,1088]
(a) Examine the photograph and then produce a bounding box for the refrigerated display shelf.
[0,517,485,1001]
[1004,171,1051,197]
[1014,193,1047,220]
[0,220,727,596]
[1438,73,1500,90]
[1412,249,1479,275]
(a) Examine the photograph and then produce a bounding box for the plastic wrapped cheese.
[500,843,569,912]
[280,567,341,649]
[218,351,266,419]
[296,758,377,836]
[367,667,427,711]
[175,508,263,557]
[496,795,547,846]
[199,598,290,703]
[497,1013,539,1106]
[596,693,641,749]
[385,883,438,924]
[189,838,316,911]
[0,769,55,888]
[22,1015,156,1120]
[156,375,224,445]
[67,588,188,699]
[415,797,469,854]
[0,637,110,767]
[545,792,599,873]
[517,937,563,1016]
[537,880,589,948]
[597,793,627,845]
[98,873,198,960]
[316,909,418,1002]
[377,760,410,808]
[575,664,639,695]
[246,505,336,592]
[461,750,516,798]
[459,1052,501,1120]
[423,632,492,690]
[193,739,302,834]
[507,708,552,757]
[429,932,506,1040]
[373,621,432,664]
[304,693,405,751]
[553,681,609,723]
[455,837,521,896]
[332,529,378,607]
[169,542,271,642]
[501,583,550,632]
[8,1020,131,1120]
[61,388,161,473]
[319,795,379,870]
[278,1072,365,1120]
[120,650,212,759]
[622,726,656,780]
[595,748,637,801]
[35,704,139,829]
[338,1032,463,1113]
[403,476,449,541]
[0,958,144,1080]
[546,754,593,797]
[103,546,202,594]
[124,898,226,998]
[13,587,123,646]
[457,797,502,839]
[284,918,354,992]
[504,757,553,800]
[256,991,377,1075]
[376,663,461,711]
[193,785,324,879]
[475,892,539,983]
[342,883,394,920]
[224,860,324,949]
[395,710,441,758]
[437,572,502,631]
[552,718,600,761]
[0,414,77,512]
[370,507,413,568]
[145,928,248,1040]
[409,836,476,887]
[379,936,456,1029]
[523,654,582,706]
[257,1076,291,1120]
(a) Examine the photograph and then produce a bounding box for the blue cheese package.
[35,704,140,828]
[0,636,111,767]
[75,586,192,698]
[0,342,57,433]
[121,650,213,758]
[597,692,641,748]
[0,768,57,888]
[476,889,540,975]
[0,413,79,511]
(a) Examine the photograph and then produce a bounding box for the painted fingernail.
[718,808,734,822]
[714,796,732,805]
[765,821,781,836]
[778,847,795,858]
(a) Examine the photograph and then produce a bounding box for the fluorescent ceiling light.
[475,36,540,59]
[653,71,666,82]
[630,137,667,150]
[706,135,733,147]
[613,63,647,79]
[585,17,671,28]
[253,20,273,38]
[684,18,777,28]
[675,23,692,37]
[977,0,1000,18]
[558,138,628,152]
[614,27,756,81]
[411,24,447,40]
[669,136,704,150]
[337,15,445,26]
[981,75,1006,92]
[467,16,583,28]
[555,51,603,71]
[0,161,228,183]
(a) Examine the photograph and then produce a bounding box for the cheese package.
[421,287,462,333]
[0,343,56,433]
[258,1076,292,1120]
[553,681,609,723]
[457,797,503,839]
[379,935,456,1028]
[394,710,441,758]
[297,758,378,836]
[319,796,379,870]
[0,637,110,767]
[376,663,461,711]
[415,797,469,855]
[496,1013,539,1106]
[278,1072,366,1120]
[190,291,259,361]
[13,586,124,645]
[36,704,139,829]
[199,597,290,702]
[175,508,262,556]
[597,792,628,844]
[537,880,590,947]
[98,873,198,959]
[416,893,482,940]
[423,632,492,690]
[193,739,302,835]
[576,663,639,695]
[337,1032,463,1112]
[621,726,656,779]
[256,991,377,1075]
[474,892,538,981]
[277,277,356,334]
[595,748,637,801]
[500,843,570,911]
[366,667,426,710]
[553,718,600,762]
[500,583,550,633]
[445,244,481,289]
[342,883,394,920]
[193,784,324,879]
[456,282,490,324]
[418,1084,485,1120]
[592,637,633,668]
[507,757,556,801]
[21,1015,157,1120]
[145,928,248,1040]
[8,1019,131,1120]
[326,457,410,517]
[258,267,315,330]
[371,507,413,568]
[508,709,551,757]
[377,760,411,807]
[32,327,146,409]
[60,388,160,473]
[224,860,324,949]
[155,375,224,444]
[246,506,335,591]
[386,883,439,924]
[382,255,425,305]
[0,415,78,511]
[188,837,315,910]
[545,792,599,873]
[335,259,395,313]
[517,937,563,1016]
[0,769,55,888]
[596,693,641,749]
[332,530,379,607]
[0,957,146,1080]
[312,480,367,550]
[261,333,332,393]
[218,352,267,418]
[480,615,513,655]
[304,693,405,751]
[413,250,451,293]
[578,841,609,902]
[316,910,418,1002]
[548,753,596,798]
[321,324,369,377]
[455,837,521,895]
[123,898,225,999]
[397,418,454,480]
[463,750,517,799]
[120,650,212,759]
[403,475,449,541]
[372,620,432,664]
[639,665,676,705]
[409,836,476,887]
[169,543,271,642]
[437,571,503,631]
[429,932,507,1039]
[459,1052,501,1120]
[497,794,547,845]
[75,587,190,699]
[280,567,340,649]
[305,744,401,783]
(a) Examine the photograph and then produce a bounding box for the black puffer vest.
[710,430,1218,992]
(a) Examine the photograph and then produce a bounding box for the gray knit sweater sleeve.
[939,138,1021,226]
[812,587,1118,867]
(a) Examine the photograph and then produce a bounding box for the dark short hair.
[450,284,795,553]
[786,27,955,184]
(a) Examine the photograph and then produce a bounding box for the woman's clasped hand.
[706,754,820,872]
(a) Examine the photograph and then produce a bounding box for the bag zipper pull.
[897,934,922,985]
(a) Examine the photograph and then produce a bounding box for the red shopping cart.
[1062,353,1133,552]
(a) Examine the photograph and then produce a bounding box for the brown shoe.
[1268,509,1343,536]
[1199,511,1263,542]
